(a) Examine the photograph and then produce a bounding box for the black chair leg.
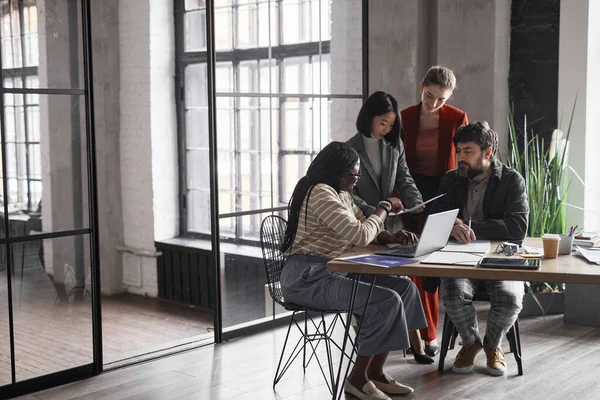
[513,319,523,376]
[438,314,454,372]
[449,326,459,350]
[303,313,308,373]
[274,312,305,388]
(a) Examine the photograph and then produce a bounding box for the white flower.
[548,128,568,167]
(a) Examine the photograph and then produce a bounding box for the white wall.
[558,0,600,231]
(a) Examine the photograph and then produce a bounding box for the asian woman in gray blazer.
[346,91,434,364]
[346,91,423,233]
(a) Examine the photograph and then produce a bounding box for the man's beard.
[458,159,484,179]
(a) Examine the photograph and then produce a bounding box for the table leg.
[332,274,377,400]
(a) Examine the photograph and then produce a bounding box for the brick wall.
[509,0,560,142]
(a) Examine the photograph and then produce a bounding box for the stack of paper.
[575,246,600,265]
[440,240,491,254]
[420,251,482,266]
[573,232,600,248]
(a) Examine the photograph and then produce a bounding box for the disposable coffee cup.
[542,233,560,259]
[558,234,575,255]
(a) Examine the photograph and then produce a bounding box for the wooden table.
[325,238,600,400]
[327,238,600,284]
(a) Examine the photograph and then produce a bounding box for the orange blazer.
[401,103,468,176]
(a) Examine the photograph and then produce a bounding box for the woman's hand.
[377,231,401,245]
[394,230,419,245]
[385,197,404,213]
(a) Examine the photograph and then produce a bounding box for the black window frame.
[174,0,368,245]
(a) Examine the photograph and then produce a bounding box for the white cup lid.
[542,233,561,241]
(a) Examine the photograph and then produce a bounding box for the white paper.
[389,193,447,216]
[575,246,600,264]
[440,240,491,254]
[420,251,482,266]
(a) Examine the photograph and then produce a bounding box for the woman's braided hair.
[282,141,359,253]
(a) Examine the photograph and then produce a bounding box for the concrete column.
[436,0,510,154]
[119,0,178,297]
[368,0,424,108]
[91,0,124,294]
[558,0,600,230]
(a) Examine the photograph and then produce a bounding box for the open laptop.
[375,208,459,258]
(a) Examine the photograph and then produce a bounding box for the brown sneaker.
[484,347,507,376]
[453,341,482,373]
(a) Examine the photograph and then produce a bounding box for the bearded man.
[429,121,529,377]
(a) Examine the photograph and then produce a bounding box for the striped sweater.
[289,183,385,258]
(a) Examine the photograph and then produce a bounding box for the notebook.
[420,251,482,266]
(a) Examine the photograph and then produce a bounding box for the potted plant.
[506,99,580,317]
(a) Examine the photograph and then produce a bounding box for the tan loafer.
[372,374,414,395]
[344,380,391,400]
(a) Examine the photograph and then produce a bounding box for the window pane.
[236,4,258,49]
[281,0,310,44]
[216,97,234,149]
[281,154,312,201]
[258,1,278,47]
[239,60,258,93]
[215,5,233,50]
[185,64,208,107]
[216,62,233,92]
[1,1,83,89]
[188,149,210,190]
[217,150,234,191]
[282,56,311,94]
[184,9,206,51]
[187,189,211,234]
[281,98,314,150]
[186,109,209,149]
[185,0,206,11]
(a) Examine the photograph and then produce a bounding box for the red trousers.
[409,275,438,341]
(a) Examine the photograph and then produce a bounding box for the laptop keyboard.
[388,244,418,256]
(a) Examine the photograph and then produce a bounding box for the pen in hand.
[468,218,472,232]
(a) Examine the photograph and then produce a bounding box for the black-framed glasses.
[347,173,361,180]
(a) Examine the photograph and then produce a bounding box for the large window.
[177,0,364,241]
[1,0,41,211]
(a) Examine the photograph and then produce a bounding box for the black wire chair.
[438,289,524,376]
[260,215,355,394]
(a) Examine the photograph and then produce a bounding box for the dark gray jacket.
[430,158,529,240]
[346,133,422,233]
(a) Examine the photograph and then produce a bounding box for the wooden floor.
[14,306,600,400]
[0,254,213,385]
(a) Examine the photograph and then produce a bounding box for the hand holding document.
[389,193,446,216]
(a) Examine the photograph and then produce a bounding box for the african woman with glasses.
[280,141,426,399]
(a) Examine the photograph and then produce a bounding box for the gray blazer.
[346,132,423,233]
